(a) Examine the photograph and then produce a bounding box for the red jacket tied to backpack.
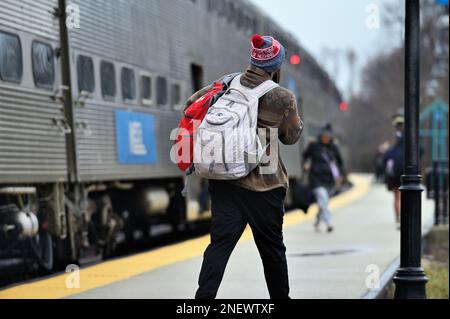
[174,81,224,173]
[174,74,239,173]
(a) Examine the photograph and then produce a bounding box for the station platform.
[0,174,434,299]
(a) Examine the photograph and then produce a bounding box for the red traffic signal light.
[290,54,301,65]
[339,102,348,112]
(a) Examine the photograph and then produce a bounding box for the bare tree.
[342,0,449,171]
[346,49,357,99]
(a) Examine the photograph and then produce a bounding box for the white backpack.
[193,74,279,180]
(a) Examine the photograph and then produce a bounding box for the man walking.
[302,124,344,233]
[193,34,303,299]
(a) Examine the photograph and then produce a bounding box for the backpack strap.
[251,80,279,99]
[229,75,279,99]
[229,74,244,90]
[222,72,241,87]
[210,73,241,106]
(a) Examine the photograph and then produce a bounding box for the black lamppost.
[393,0,428,299]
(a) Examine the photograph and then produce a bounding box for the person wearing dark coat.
[383,115,405,228]
[383,114,425,229]
[302,124,344,233]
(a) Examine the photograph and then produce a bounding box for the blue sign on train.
[115,110,158,164]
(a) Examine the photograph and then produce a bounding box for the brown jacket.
[185,66,303,192]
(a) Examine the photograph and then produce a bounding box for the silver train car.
[0,0,342,273]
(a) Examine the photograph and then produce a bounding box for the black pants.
[195,181,290,299]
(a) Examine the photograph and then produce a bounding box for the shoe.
[327,226,334,233]
[314,222,320,233]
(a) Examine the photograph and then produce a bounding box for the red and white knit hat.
[250,34,286,72]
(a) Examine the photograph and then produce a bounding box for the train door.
[186,63,210,221]
[190,64,204,93]
[279,74,302,179]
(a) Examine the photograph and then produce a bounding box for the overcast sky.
[250,0,404,98]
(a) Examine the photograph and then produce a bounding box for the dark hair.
[318,123,334,139]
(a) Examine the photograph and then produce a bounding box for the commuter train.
[0,0,342,275]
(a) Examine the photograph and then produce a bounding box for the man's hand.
[303,162,310,172]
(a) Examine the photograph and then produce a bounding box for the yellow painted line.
[0,174,370,299]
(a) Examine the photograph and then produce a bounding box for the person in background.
[302,124,344,233]
[374,142,390,184]
[383,115,405,229]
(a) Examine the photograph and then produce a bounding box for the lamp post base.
[393,267,428,299]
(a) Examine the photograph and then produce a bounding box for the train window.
[156,76,168,107]
[207,0,214,12]
[171,83,182,110]
[297,96,304,117]
[237,11,245,29]
[77,55,95,93]
[251,18,258,32]
[216,0,225,16]
[32,41,55,89]
[240,12,253,31]
[0,32,22,83]
[190,64,203,93]
[227,2,236,24]
[121,67,136,101]
[140,74,152,105]
[100,61,116,99]
[245,18,251,31]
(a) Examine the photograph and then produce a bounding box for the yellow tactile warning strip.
[0,174,370,299]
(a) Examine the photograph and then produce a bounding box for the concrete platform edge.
[362,215,435,299]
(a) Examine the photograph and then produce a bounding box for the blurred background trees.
[342,0,449,172]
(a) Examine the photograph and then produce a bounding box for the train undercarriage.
[0,178,187,277]
[0,175,303,279]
